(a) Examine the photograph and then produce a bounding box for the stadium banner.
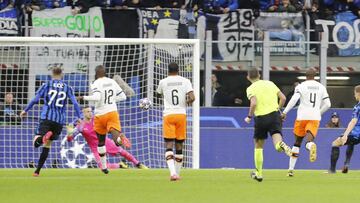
[197,10,254,61]
[101,9,139,38]
[0,8,19,35]
[30,6,105,73]
[254,12,305,55]
[138,8,182,39]
[334,12,360,56]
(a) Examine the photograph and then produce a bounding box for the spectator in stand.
[349,0,360,16]
[268,0,298,12]
[42,0,67,8]
[326,112,342,128]
[211,74,243,106]
[238,0,260,16]
[259,0,279,11]
[0,92,22,125]
[25,0,45,13]
[303,0,319,11]
[203,0,239,14]
[124,0,160,8]
[0,0,14,10]
[160,0,186,8]
[184,0,203,10]
[99,0,125,9]
[69,0,99,14]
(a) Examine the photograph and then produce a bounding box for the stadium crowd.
[0,0,359,16]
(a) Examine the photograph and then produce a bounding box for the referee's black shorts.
[254,111,282,140]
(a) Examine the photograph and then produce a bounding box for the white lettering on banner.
[219,10,254,61]
[315,19,360,49]
[30,6,105,73]
[0,18,18,35]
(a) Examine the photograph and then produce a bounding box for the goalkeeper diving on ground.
[66,106,148,169]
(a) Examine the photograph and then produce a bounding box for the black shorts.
[254,111,282,140]
[35,120,63,140]
[344,135,360,146]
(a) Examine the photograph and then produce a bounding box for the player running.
[78,65,131,174]
[66,107,148,169]
[282,69,331,177]
[244,68,292,182]
[328,85,360,173]
[156,62,195,181]
[20,68,82,176]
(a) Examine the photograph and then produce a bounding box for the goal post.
[0,37,200,169]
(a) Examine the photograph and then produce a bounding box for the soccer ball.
[139,98,152,110]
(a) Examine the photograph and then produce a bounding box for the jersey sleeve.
[322,86,330,100]
[83,81,101,101]
[24,82,48,112]
[184,79,194,94]
[114,80,127,102]
[156,80,163,95]
[352,105,360,119]
[246,86,254,100]
[67,86,83,119]
[270,81,281,94]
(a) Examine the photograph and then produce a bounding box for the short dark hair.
[168,62,179,73]
[52,67,62,76]
[247,68,260,80]
[305,69,317,79]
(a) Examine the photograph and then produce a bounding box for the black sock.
[34,137,43,148]
[330,147,340,172]
[344,145,354,166]
[35,147,50,174]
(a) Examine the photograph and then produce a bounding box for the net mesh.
[0,40,196,169]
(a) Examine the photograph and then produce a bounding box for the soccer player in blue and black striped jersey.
[20,67,82,176]
[328,85,360,173]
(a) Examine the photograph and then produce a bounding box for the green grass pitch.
[1,169,359,203]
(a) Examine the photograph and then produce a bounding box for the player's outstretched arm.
[114,80,127,102]
[343,118,358,138]
[282,91,300,116]
[320,98,331,115]
[245,96,257,124]
[21,83,48,118]
[277,91,287,110]
[68,87,83,119]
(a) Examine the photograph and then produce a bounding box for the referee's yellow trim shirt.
[246,80,280,116]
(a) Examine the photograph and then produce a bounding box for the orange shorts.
[94,111,121,135]
[163,114,187,140]
[293,120,320,137]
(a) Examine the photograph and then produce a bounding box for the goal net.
[0,37,200,169]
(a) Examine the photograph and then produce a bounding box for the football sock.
[305,142,314,151]
[330,147,340,171]
[254,148,263,177]
[119,147,139,165]
[165,150,176,176]
[97,146,107,170]
[33,136,43,148]
[344,145,354,166]
[174,154,183,176]
[289,146,300,170]
[34,147,49,174]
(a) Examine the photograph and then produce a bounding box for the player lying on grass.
[66,106,148,169]
[20,68,83,176]
[328,85,360,173]
[281,69,331,177]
